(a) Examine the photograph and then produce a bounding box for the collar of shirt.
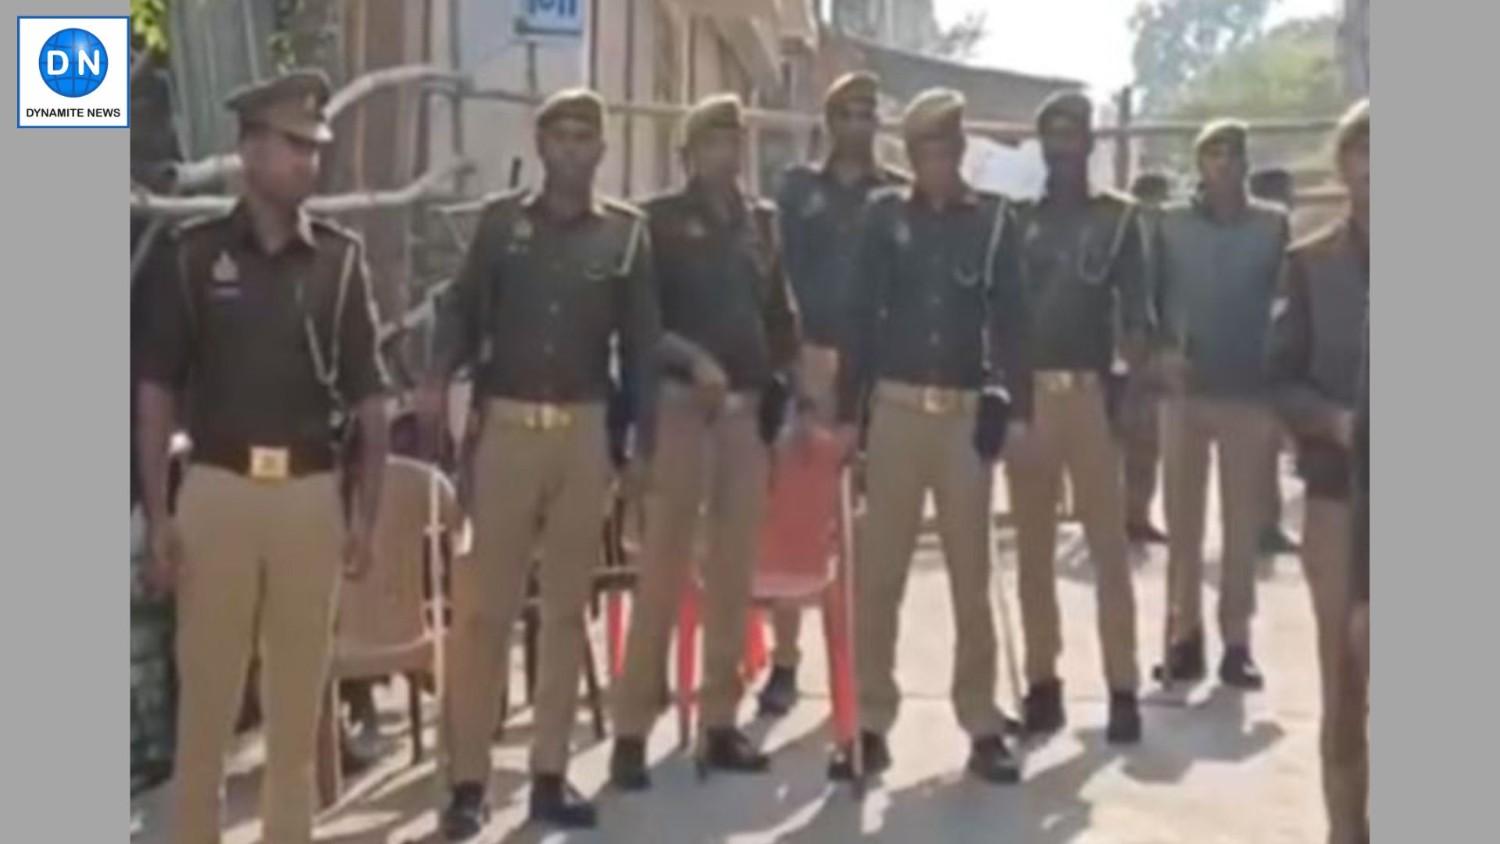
[903,182,980,214]
[520,189,606,228]
[1189,187,1253,225]
[228,198,317,255]
[685,179,750,229]
[818,156,894,189]
[1040,178,1110,207]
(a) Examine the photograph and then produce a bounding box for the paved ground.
[133,460,1329,843]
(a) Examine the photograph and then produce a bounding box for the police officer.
[421,89,661,835]
[1152,119,1290,689]
[757,71,906,718]
[1250,166,1301,558]
[1267,98,1369,844]
[1007,91,1146,743]
[833,88,1030,783]
[134,70,390,844]
[610,93,801,789]
[1123,172,1171,544]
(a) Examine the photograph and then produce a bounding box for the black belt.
[190,437,336,480]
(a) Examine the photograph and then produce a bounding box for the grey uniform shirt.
[1154,195,1290,397]
[776,162,906,349]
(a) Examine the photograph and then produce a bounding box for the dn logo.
[39,28,109,98]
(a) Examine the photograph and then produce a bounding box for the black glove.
[972,388,1013,462]
[1103,370,1128,434]
[758,376,792,445]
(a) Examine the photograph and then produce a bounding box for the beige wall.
[429,0,785,206]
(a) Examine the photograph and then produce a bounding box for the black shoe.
[1126,521,1169,545]
[703,727,771,774]
[609,737,651,792]
[1258,526,1299,556]
[1106,691,1142,745]
[756,664,799,717]
[1219,646,1265,690]
[828,731,892,780]
[967,735,1021,784]
[1023,678,1066,736]
[1152,630,1207,683]
[440,782,490,841]
[528,774,598,829]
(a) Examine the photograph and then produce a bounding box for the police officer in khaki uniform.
[834,89,1031,783]
[1152,120,1290,689]
[758,71,906,718]
[610,93,802,789]
[1123,172,1171,544]
[420,90,661,835]
[1006,91,1145,743]
[1250,167,1302,559]
[135,70,390,844]
[1268,99,1369,844]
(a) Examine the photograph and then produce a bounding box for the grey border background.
[1376,1,1500,839]
[0,0,1494,839]
[0,0,127,838]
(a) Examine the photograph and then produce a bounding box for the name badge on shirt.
[893,218,912,249]
[801,189,827,219]
[209,252,241,299]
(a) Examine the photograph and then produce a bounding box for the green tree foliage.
[1130,0,1276,115]
[130,0,170,58]
[1171,16,1343,121]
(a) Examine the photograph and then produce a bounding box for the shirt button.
[549,302,560,315]
[929,332,941,346]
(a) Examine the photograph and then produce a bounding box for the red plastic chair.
[671,430,862,784]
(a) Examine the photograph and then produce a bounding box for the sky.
[932,0,1339,94]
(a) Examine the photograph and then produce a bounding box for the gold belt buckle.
[1039,372,1075,393]
[526,404,573,431]
[249,446,290,481]
[920,387,955,414]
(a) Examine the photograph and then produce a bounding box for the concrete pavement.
[132,461,1330,843]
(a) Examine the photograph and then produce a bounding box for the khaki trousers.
[1161,395,1277,647]
[858,384,1004,737]
[1005,378,1140,691]
[1302,498,1369,844]
[444,401,611,780]
[1120,371,1162,525]
[171,468,343,844]
[769,344,841,669]
[614,384,770,735]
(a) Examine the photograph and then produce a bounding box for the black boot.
[440,782,490,842]
[1105,691,1142,745]
[967,734,1021,785]
[1152,630,1207,683]
[528,774,597,829]
[1258,526,1299,556]
[1219,646,1265,690]
[703,727,771,774]
[827,730,893,780]
[1126,520,1169,545]
[756,664,799,717]
[609,737,651,792]
[1023,678,1066,736]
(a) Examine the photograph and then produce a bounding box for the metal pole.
[623,0,637,198]
[1114,85,1134,192]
